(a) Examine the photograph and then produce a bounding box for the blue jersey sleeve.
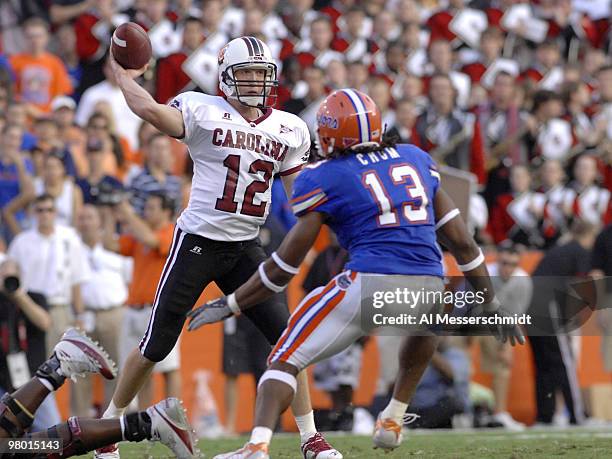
[290,166,335,217]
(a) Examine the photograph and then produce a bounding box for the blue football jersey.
[291,144,443,276]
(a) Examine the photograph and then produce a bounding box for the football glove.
[486,308,526,346]
[187,297,233,331]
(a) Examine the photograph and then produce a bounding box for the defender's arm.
[187,212,324,330]
[234,211,324,308]
[434,188,524,345]
[109,53,185,139]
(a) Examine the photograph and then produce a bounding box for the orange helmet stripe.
[341,89,371,143]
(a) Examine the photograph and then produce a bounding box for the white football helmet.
[218,36,278,109]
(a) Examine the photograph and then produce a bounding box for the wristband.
[227,293,241,315]
[271,252,300,275]
[457,249,485,272]
[435,208,460,230]
[258,262,286,293]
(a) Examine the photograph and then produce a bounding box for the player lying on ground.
[0,329,196,458]
[188,89,525,458]
[98,35,339,459]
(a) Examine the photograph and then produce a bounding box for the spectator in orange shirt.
[9,17,73,113]
[102,193,181,409]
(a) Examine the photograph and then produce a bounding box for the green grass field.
[75,428,612,458]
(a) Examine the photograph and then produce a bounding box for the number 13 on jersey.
[362,164,429,226]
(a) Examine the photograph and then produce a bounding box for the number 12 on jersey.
[362,164,429,226]
[216,154,274,217]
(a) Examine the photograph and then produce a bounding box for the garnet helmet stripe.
[248,36,264,55]
[241,36,254,56]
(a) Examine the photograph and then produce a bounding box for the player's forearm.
[234,260,292,309]
[115,75,184,138]
[115,73,158,121]
[233,213,323,311]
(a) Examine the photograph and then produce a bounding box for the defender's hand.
[487,308,526,347]
[187,297,234,331]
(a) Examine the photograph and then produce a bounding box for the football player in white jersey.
[94,36,342,459]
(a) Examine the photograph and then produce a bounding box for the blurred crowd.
[0,0,611,434]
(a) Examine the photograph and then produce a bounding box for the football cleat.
[372,413,419,451]
[213,442,270,459]
[372,416,402,451]
[53,328,117,381]
[301,433,343,458]
[148,398,198,459]
[93,443,120,459]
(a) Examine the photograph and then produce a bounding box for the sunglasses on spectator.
[35,206,55,213]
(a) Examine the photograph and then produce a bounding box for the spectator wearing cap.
[295,16,343,70]
[128,133,182,215]
[51,95,88,177]
[76,137,124,206]
[562,154,611,226]
[9,17,73,113]
[155,16,204,104]
[72,204,131,417]
[7,193,90,355]
[0,124,35,239]
[76,58,143,149]
[412,73,486,184]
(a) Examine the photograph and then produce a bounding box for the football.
[111,22,152,70]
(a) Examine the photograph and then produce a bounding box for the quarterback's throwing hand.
[187,297,233,331]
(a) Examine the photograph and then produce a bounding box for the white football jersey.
[171,92,310,241]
